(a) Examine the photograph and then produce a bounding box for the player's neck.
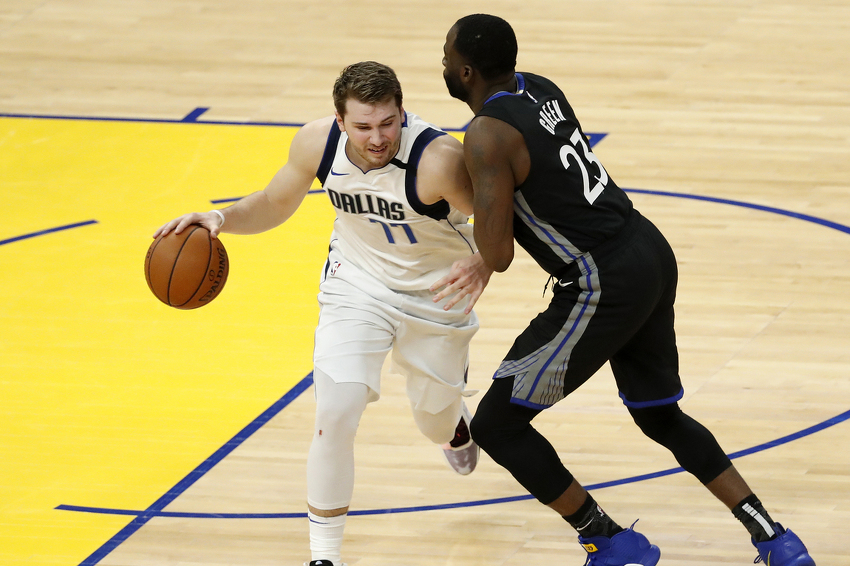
[472,75,518,114]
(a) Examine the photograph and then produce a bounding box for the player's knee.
[413,408,457,444]
[629,402,731,484]
[314,403,360,437]
[468,409,498,451]
[469,402,528,454]
[313,373,369,442]
[629,402,683,442]
[470,377,538,453]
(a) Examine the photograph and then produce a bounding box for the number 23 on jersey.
[559,128,610,205]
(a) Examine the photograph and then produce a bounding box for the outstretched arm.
[153,116,335,239]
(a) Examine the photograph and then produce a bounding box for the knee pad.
[312,369,370,439]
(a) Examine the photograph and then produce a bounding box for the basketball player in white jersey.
[154,61,492,566]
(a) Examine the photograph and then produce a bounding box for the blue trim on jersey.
[510,196,597,404]
[321,241,336,282]
[523,256,596,405]
[619,388,685,409]
[316,123,342,184]
[404,128,451,220]
[446,219,476,254]
[483,73,526,106]
[512,193,581,264]
[497,389,550,410]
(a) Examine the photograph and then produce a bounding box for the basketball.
[145,225,229,309]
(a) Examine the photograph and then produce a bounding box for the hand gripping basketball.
[145,225,229,309]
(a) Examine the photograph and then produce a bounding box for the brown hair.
[332,61,403,117]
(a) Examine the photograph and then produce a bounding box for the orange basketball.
[145,225,229,309]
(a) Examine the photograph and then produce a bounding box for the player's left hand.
[430,252,493,314]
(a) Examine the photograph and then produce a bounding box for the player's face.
[337,98,403,171]
[442,28,470,103]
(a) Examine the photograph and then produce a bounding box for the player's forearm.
[472,185,515,272]
[218,190,296,235]
[473,223,514,272]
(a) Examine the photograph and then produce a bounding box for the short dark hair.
[332,61,403,117]
[453,14,517,80]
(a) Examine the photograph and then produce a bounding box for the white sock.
[308,511,346,564]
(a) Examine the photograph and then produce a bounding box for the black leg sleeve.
[471,377,574,504]
[629,403,732,485]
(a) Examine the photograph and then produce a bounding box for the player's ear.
[334,111,345,132]
[462,64,474,82]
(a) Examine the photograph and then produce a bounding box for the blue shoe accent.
[754,523,815,566]
[578,521,661,566]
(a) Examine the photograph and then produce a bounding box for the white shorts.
[313,246,479,414]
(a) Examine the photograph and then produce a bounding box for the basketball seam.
[145,236,164,292]
[170,225,202,307]
[177,226,213,308]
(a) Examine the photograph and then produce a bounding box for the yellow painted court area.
[0,117,333,565]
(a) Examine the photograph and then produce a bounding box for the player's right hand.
[153,211,223,239]
[430,252,493,314]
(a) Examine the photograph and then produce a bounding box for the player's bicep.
[416,135,474,215]
[463,118,518,271]
[464,121,516,221]
[263,117,334,218]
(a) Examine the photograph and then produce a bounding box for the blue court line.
[209,134,605,205]
[180,107,210,122]
[6,130,836,566]
[64,373,315,566]
[0,220,98,247]
[48,187,850,564]
[0,108,452,132]
[0,109,307,128]
[623,188,850,235]
[1,108,608,140]
[54,407,850,522]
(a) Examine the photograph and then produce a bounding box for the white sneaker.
[441,402,479,475]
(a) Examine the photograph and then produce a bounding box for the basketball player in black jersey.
[440,13,815,566]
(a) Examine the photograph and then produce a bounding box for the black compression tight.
[628,402,732,485]
[470,377,574,504]
[471,377,734,505]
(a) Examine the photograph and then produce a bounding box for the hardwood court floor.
[1,1,848,564]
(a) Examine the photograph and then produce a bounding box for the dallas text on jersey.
[326,188,405,221]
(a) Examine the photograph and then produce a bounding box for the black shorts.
[494,210,684,409]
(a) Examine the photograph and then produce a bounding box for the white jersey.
[316,112,476,291]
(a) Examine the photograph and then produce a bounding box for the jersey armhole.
[404,128,451,220]
[316,123,342,184]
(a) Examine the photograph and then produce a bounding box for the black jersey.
[475,72,633,277]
